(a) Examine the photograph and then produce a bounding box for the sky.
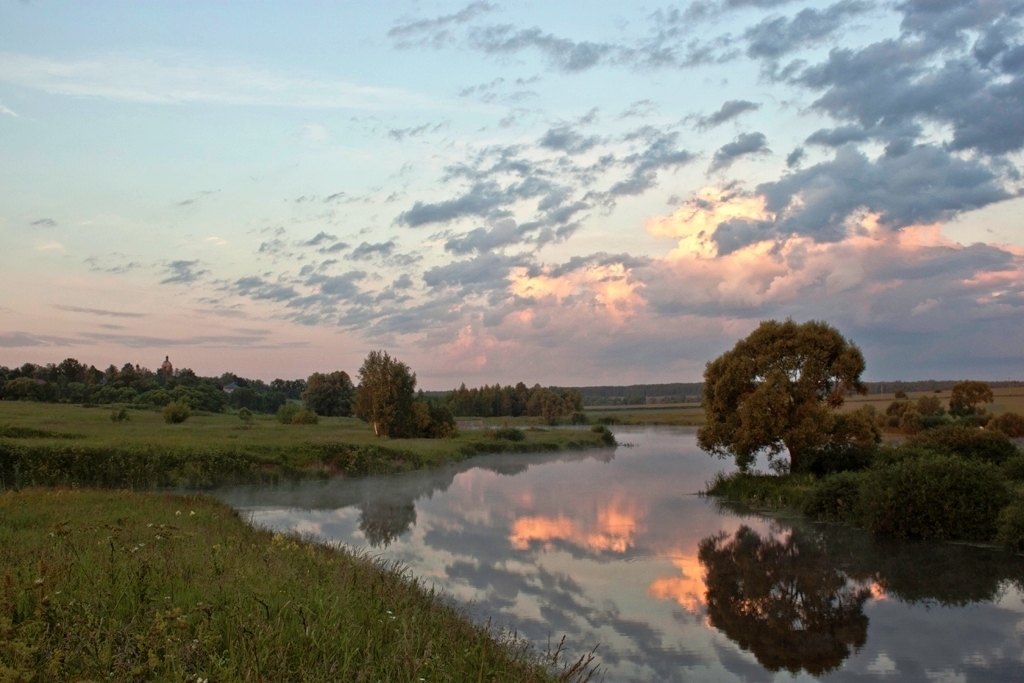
[1,0,1022,387]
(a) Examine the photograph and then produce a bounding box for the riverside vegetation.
[1,350,610,681]
[0,489,598,682]
[699,320,1024,553]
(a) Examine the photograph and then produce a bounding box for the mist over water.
[213,427,1024,682]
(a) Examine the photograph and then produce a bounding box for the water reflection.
[213,427,1024,682]
[699,525,870,676]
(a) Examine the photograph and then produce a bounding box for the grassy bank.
[0,489,595,682]
[0,402,614,490]
[705,426,1024,551]
[584,404,705,426]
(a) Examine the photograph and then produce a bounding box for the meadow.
[0,402,613,490]
[0,489,595,682]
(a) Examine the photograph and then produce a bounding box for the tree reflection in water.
[358,501,417,547]
[698,525,870,676]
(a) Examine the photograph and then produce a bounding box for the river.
[211,426,1024,682]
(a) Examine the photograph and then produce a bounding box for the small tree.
[354,351,417,437]
[949,380,994,418]
[301,371,355,417]
[162,401,191,424]
[698,319,867,472]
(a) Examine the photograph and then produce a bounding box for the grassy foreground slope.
[0,402,613,489]
[0,489,592,682]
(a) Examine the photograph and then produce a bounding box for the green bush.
[276,402,300,424]
[1003,454,1024,481]
[996,500,1024,553]
[570,411,590,425]
[494,426,526,441]
[162,401,191,424]
[908,424,1017,465]
[705,472,815,509]
[793,442,876,476]
[803,471,866,523]
[237,407,254,424]
[859,455,1011,541]
[990,412,1024,438]
[109,408,130,422]
[899,408,923,434]
[591,424,616,446]
[290,408,319,425]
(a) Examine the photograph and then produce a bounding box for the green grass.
[704,471,817,510]
[583,404,705,426]
[0,489,596,682]
[0,402,614,490]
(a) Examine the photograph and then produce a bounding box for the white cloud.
[0,52,456,111]
[0,100,17,117]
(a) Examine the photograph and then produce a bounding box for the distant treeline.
[0,359,306,414]
[439,383,583,421]
[862,380,1024,394]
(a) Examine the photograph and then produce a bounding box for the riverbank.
[0,402,615,489]
[0,488,592,682]
[705,427,1024,552]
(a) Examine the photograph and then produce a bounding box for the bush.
[990,412,1024,438]
[916,395,945,417]
[290,408,319,425]
[803,471,866,523]
[110,408,130,423]
[859,456,1011,541]
[705,472,815,509]
[237,407,254,424]
[1003,454,1024,481]
[899,408,923,434]
[996,500,1024,553]
[494,426,525,441]
[162,402,191,424]
[794,442,876,476]
[590,424,616,446]
[570,411,590,425]
[908,424,1018,465]
[277,402,300,424]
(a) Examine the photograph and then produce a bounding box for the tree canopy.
[354,351,418,438]
[697,319,869,472]
[948,380,994,417]
[302,371,355,417]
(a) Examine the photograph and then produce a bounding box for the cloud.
[0,52,450,111]
[30,218,57,228]
[467,25,617,72]
[744,0,873,60]
[389,2,497,48]
[298,231,338,247]
[695,100,760,129]
[348,240,396,260]
[233,275,299,302]
[76,331,297,349]
[0,331,84,348]
[0,100,17,117]
[159,260,209,285]
[610,130,695,196]
[538,125,602,154]
[709,132,771,172]
[36,240,65,252]
[53,305,146,318]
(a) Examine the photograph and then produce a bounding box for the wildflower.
[175,510,182,516]
[34,578,44,586]
[190,510,195,516]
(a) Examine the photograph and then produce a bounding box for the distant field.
[584,403,705,426]
[841,386,1024,415]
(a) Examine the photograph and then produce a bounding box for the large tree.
[354,351,417,437]
[302,371,355,417]
[948,380,994,417]
[698,319,868,472]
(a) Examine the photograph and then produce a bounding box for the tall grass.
[0,489,595,682]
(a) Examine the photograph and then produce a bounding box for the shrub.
[916,395,945,417]
[803,472,866,523]
[706,472,815,509]
[570,411,590,425]
[162,402,191,424]
[494,426,525,441]
[996,500,1024,553]
[290,408,319,425]
[908,424,1018,465]
[237,407,254,424]
[894,390,908,399]
[1003,454,1024,481]
[793,442,876,476]
[920,414,952,431]
[596,416,620,425]
[591,424,617,446]
[110,408,130,423]
[859,455,1011,541]
[899,408,923,434]
[990,412,1024,438]
[276,402,300,424]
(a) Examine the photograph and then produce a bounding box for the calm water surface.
[212,427,1024,682]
